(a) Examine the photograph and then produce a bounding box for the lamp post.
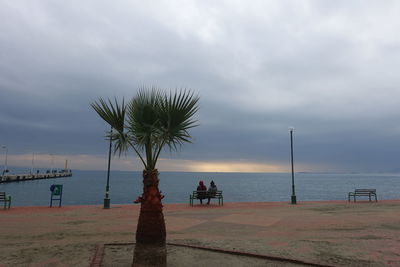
[289,127,297,204]
[50,154,54,173]
[1,145,8,176]
[30,152,34,174]
[104,127,113,209]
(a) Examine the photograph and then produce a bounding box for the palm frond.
[92,87,199,171]
[159,89,200,152]
[125,87,165,168]
[91,97,129,155]
[91,97,126,134]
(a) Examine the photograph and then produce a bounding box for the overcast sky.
[1,1,400,173]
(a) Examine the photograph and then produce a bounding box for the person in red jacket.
[197,180,207,204]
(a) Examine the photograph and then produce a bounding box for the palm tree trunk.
[135,169,166,244]
[132,169,166,266]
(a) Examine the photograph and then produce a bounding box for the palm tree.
[91,87,199,259]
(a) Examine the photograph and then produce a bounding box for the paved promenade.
[1,200,399,266]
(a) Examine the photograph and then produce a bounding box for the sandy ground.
[1,200,400,266]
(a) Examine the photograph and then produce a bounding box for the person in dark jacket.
[197,180,207,204]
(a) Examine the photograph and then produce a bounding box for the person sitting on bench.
[196,180,207,204]
[207,180,218,205]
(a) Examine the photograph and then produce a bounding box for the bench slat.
[190,190,223,206]
[348,189,377,202]
[0,192,11,209]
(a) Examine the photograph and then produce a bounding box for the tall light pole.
[1,145,8,176]
[289,127,297,204]
[104,127,113,209]
[50,154,54,173]
[30,152,35,174]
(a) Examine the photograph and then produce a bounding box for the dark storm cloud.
[1,1,400,172]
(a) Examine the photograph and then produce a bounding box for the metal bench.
[348,189,377,202]
[190,190,223,206]
[0,192,11,209]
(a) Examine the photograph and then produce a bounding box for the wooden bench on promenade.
[190,190,223,206]
[348,189,377,202]
[0,192,11,209]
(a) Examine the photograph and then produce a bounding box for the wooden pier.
[0,172,72,183]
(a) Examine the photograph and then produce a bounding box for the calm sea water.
[1,170,399,206]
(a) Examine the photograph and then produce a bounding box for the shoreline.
[4,171,400,208]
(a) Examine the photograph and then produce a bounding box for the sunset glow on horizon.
[4,153,295,173]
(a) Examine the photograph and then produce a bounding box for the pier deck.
[0,172,72,183]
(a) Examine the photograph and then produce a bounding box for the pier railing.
[0,172,72,183]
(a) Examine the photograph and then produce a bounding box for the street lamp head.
[289,127,295,132]
[1,145,6,149]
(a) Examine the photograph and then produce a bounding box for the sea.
[1,169,400,206]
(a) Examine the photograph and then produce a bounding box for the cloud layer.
[1,1,400,172]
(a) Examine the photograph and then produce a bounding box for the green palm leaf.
[91,87,199,171]
[159,89,199,151]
